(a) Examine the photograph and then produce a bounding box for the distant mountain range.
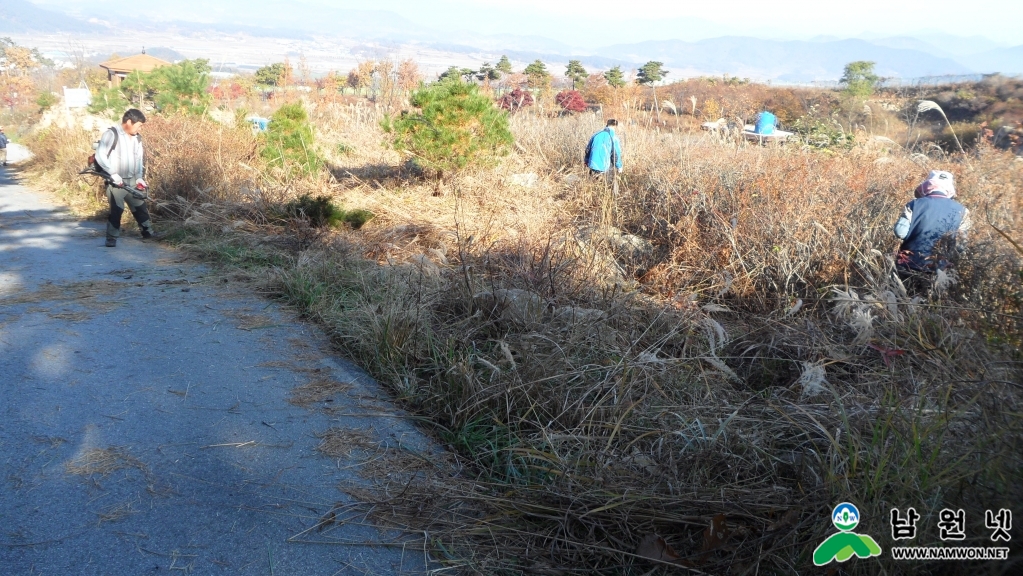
[1,0,99,32]
[4,0,1022,81]
[960,45,1023,76]
[594,37,974,82]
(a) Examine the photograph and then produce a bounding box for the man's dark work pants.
[106,181,154,240]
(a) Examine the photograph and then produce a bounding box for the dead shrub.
[142,114,262,206]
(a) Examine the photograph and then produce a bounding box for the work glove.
[110,173,123,186]
[129,179,150,200]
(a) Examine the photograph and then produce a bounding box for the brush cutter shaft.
[79,169,149,200]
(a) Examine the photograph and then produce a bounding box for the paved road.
[0,167,432,575]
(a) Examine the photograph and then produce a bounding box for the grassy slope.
[22,101,1023,575]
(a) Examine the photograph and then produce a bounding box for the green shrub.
[87,59,211,117]
[261,102,323,176]
[35,91,58,112]
[255,62,288,87]
[342,208,374,229]
[148,59,212,114]
[840,60,879,98]
[286,194,342,227]
[791,115,854,149]
[233,107,251,128]
[382,79,512,179]
[284,194,374,229]
[88,85,131,118]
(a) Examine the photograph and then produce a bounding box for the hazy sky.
[33,0,1023,46]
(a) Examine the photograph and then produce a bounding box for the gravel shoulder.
[0,166,434,575]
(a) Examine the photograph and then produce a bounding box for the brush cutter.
[79,165,149,200]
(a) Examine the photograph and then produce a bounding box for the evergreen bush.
[286,194,342,227]
[383,79,513,179]
[35,91,57,112]
[791,116,854,149]
[87,59,212,117]
[285,194,374,229]
[261,102,323,176]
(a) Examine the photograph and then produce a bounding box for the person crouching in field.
[585,119,623,177]
[96,109,159,247]
[893,170,971,285]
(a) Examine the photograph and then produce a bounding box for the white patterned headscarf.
[914,170,956,198]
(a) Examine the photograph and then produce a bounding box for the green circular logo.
[832,502,860,532]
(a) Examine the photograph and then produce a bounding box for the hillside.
[962,44,1023,75]
[0,0,98,32]
[19,86,1023,575]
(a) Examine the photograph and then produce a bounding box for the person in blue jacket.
[894,170,971,273]
[0,127,8,166]
[753,111,777,135]
[585,119,623,175]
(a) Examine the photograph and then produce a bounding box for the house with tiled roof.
[98,52,171,86]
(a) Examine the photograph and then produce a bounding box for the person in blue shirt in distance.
[754,111,777,135]
[0,127,8,166]
[585,119,623,175]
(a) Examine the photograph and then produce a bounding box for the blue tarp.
[246,116,269,131]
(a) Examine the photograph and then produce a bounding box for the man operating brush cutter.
[85,108,161,248]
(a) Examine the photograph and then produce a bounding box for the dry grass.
[19,125,108,217]
[658,78,838,126]
[314,427,379,457]
[288,376,353,407]
[66,447,149,478]
[27,101,1023,574]
[0,279,124,312]
[96,501,138,524]
[222,310,275,330]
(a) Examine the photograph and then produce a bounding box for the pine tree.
[383,81,513,179]
[636,61,666,85]
[262,102,323,176]
[604,66,625,89]
[148,59,212,114]
[89,59,211,116]
[477,62,500,82]
[524,60,550,89]
[565,60,587,90]
[637,61,668,122]
[496,55,513,74]
[439,66,476,82]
